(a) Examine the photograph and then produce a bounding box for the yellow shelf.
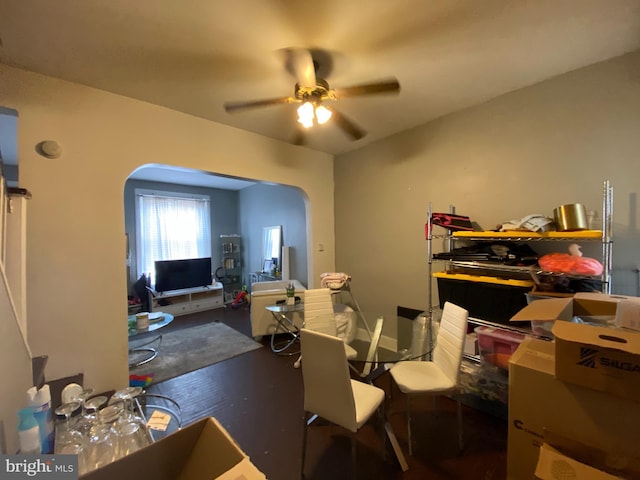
[433,271,535,288]
[452,230,603,239]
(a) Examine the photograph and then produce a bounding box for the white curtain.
[136,193,211,284]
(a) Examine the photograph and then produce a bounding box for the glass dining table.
[314,310,437,376]
[306,309,438,473]
[265,304,437,363]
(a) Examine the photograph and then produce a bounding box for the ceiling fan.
[223,48,400,144]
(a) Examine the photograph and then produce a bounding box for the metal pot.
[553,203,588,231]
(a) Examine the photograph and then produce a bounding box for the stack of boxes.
[507,293,640,479]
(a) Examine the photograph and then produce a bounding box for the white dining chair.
[300,328,386,478]
[294,288,358,368]
[389,301,469,455]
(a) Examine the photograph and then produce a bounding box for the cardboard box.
[525,288,573,337]
[511,294,640,401]
[510,294,619,326]
[512,292,640,333]
[80,417,266,480]
[535,444,622,480]
[540,431,640,479]
[507,337,640,480]
[575,292,640,332]
[552,320,640,403]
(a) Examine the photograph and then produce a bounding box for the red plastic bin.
[475,325,526,369]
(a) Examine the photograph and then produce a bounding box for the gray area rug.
[129,321,262,384]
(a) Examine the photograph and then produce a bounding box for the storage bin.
[475,325,526,369]
[459,361,509,419]
[434,272,533,324]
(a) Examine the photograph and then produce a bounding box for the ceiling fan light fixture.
[315,105,332,124]
[224,47,400,142]
[297,101,315,128]
[297,101,332,128]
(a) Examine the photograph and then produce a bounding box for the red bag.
[538,252,603,276]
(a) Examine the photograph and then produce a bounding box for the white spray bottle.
[26,385,54,453]
[17,408,41,455]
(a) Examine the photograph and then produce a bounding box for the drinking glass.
[71,388,95,435]
[110,386,144,422]
[83,395,108,427]
[54,401,88,473]
[84,401,118,472]
[110,386,150,458]
[54,401,82,450]
[111,414,151,458]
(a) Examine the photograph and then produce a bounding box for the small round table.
[265,303,305,354]
[127,312,174,367]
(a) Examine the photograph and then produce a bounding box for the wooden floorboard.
[145,305,508,479]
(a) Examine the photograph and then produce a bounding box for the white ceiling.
[1,0,640,186]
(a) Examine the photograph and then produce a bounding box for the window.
[136,189,211,285]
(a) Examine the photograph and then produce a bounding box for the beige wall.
[0,64,335,396]
[2,49,639,449]
[335,50,640,319]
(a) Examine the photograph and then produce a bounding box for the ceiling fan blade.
[284,48,317,88]
[223,96,295,113]
[328,108,366,141]
[332,78,400,99]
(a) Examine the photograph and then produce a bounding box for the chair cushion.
[350,379,385,430]
[389,361,456,394]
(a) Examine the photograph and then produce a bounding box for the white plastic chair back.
[300,328,358,432]
[432,301,469,383]
[303,288,337,335]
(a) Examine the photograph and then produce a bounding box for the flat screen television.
[154,257,212,293]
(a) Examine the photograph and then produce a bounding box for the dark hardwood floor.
[145,306,508,480]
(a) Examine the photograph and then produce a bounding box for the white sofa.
[250,279,307,340]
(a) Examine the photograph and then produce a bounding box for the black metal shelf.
[467,316,533,336]
[438,259,606,282]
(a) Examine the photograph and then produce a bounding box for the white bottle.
[18,408,41,455]
[26,384,54,453]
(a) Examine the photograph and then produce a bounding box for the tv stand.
[150,283,224,317]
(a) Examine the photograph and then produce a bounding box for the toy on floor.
[129,374,154,387]
[231,285,249,309]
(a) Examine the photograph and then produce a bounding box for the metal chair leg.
[456,397,464,452]
[301,412,309,479]
[351,434,357,479]
[381,402,388,457]
[402,391,463,457]
[406,394,413,456]
[376,400,388,462]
